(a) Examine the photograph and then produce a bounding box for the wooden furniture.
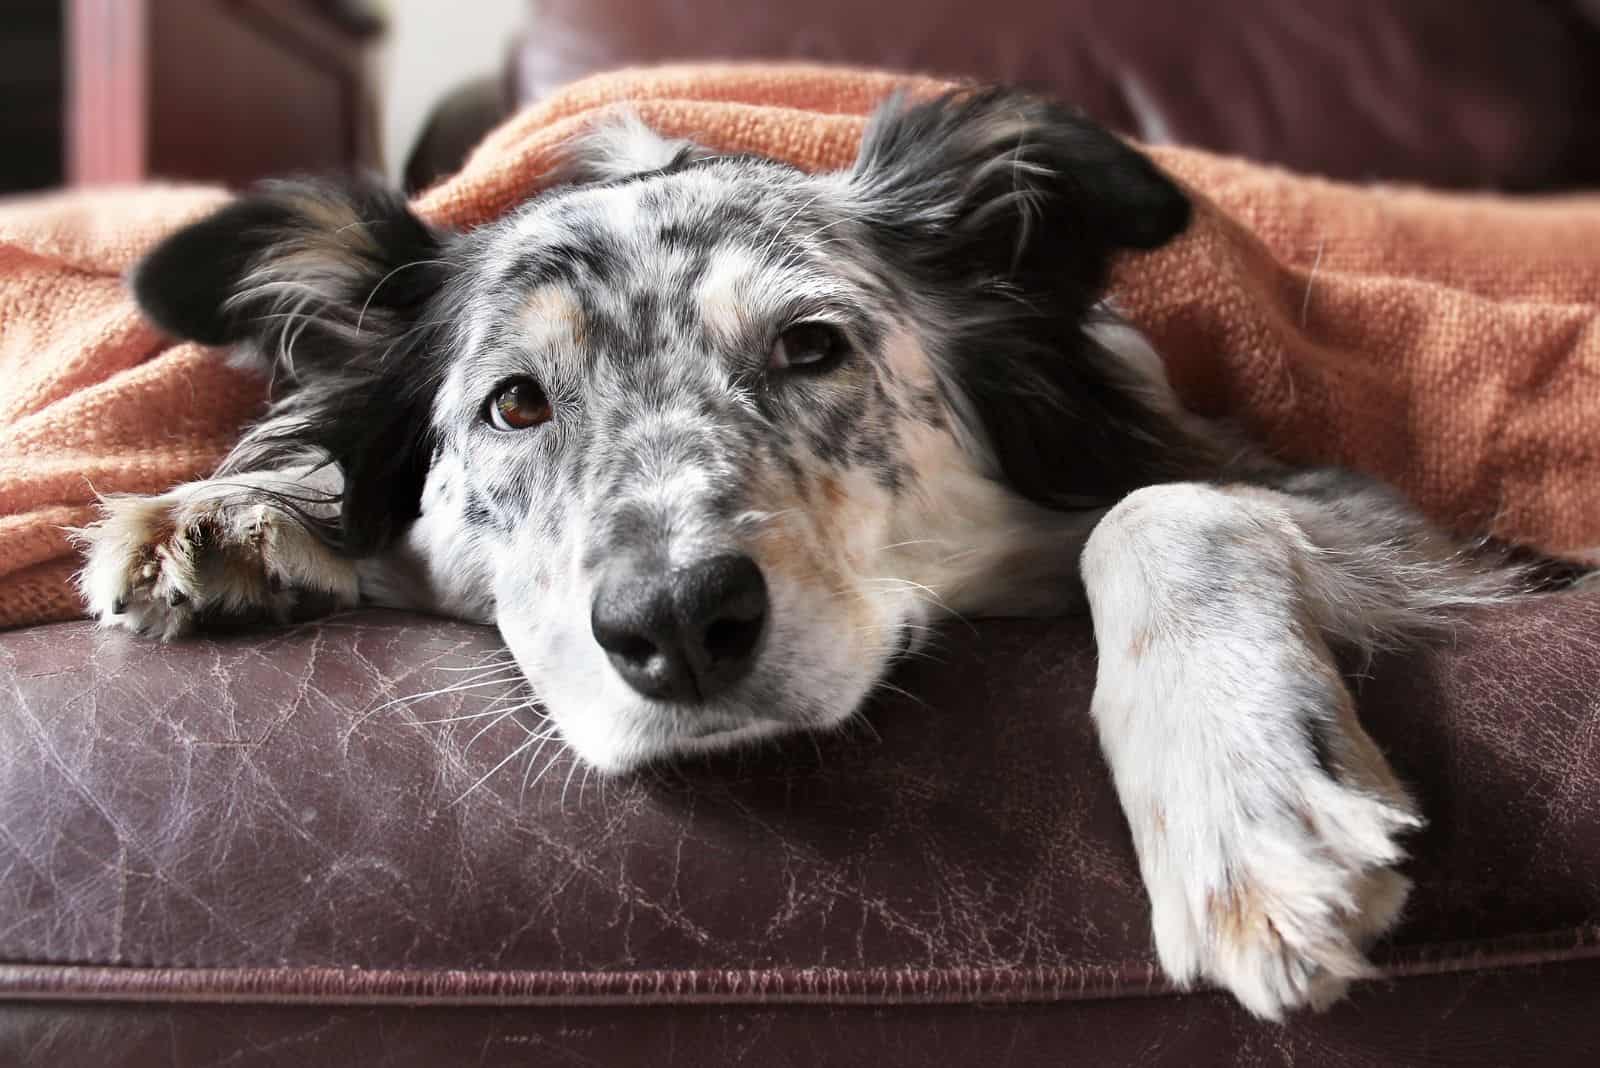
[67,0,383,187]
[0,1,65,194]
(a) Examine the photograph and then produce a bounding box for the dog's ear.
[554,111,716,186]
[133,178,446,349]
[850,88,1188,294]
[131,178,453,554]
[849,89,1202,508]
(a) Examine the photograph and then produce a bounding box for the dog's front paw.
[74,486,358,639]
[1141,753,1421,1020]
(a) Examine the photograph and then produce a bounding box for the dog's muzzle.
[590,552,769,702]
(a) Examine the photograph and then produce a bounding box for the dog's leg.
[1079,480,1473,1019]
[76,465,360,639]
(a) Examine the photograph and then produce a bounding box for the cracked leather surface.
[1,594,1597,1065]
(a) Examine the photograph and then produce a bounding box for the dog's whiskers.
[518,728,566,802]
[431,653,519,672]
[409,701,531,727]
[871,537,946,553]
[854,574,962,615]
[369,670,525,713]
[449,731,543,807]
[339,662,529,742]
[869,676,931,711]
[839,711,884,745]
[460,694,550,752]
[525,746,571,795]
[559,753,584,812]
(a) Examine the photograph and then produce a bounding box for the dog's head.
[133,89,1197,771]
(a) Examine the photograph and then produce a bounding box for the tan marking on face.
[897,420,972,492]
[818,474,847,513]
[880,327,940,391]
[696,247,757,344]
[1151,803,1166,838]
[748,508,810,584]
[521,285,586,348]
[1129,626,1151,658]
[745,457,888,639]
[821,465,897,574]
[745,465,831,588]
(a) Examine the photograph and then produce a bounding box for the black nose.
[591,553,769,702]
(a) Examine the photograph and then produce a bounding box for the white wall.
[375,0,526,178]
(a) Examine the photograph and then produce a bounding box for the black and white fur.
[76,90,1569,1019]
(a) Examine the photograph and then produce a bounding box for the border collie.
[76,89,1566,1018]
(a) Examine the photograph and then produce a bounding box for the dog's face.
[431,131,1087,768]
[132,90,1196,771]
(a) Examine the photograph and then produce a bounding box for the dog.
[73,88,1574,1020]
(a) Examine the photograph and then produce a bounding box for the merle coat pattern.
[76,90,1564,1019]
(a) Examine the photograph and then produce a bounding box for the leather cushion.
[0,594,1596,1003]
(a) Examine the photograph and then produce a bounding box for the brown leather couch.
[3,600,1599,1065]
[7,3,1600,1065]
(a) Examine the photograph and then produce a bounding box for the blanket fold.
[2,64,1596,627]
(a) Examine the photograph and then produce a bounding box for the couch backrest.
[516,0,1600,189]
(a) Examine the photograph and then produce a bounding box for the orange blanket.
[3,65,1598,628]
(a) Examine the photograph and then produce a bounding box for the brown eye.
[768,321,850,373]
[486,377,552,431]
